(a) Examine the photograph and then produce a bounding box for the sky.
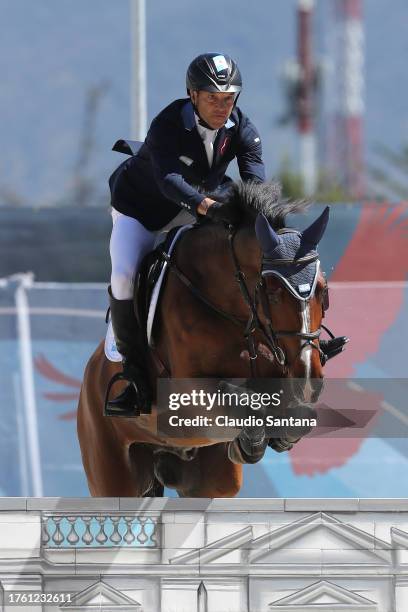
[0,0,407,206]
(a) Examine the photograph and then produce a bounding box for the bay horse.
[77,182,331,497]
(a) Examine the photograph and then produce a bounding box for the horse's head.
[213,182,330,392]
[254,206,329,389]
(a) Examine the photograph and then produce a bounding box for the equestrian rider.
[107,53,265,416]
[106,52,347,418]
[106,52,265,417]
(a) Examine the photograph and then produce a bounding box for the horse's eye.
[316,280,329,311]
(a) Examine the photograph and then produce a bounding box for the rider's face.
[191,90,235,129]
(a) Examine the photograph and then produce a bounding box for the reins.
[158,224,331,377]
[159,249,246,329]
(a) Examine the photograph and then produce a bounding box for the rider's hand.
[320,336,349,361]
[205,201,241,226]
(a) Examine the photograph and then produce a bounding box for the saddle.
[133,225,198,378]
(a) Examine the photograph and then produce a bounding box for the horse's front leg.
[175,443,243,498]
[152,444,242,497]
[216,380,268,465]
[228,422,268,464]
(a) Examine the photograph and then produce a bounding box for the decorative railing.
[41,514,160,548]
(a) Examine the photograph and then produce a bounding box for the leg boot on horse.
[104,286,152,417]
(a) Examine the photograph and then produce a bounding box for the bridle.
[159,225,334,377]
[227,228,332,376]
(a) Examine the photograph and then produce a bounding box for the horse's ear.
[301,206,330,249]
[255,213,281,253]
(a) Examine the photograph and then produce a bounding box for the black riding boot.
[104,287,151,417]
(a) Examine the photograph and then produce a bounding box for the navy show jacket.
[109,98,266,231]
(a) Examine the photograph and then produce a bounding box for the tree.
[276,156,350,203]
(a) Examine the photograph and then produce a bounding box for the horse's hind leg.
[78,414,141,496]
[79,427,155,496]
[78,343,159,497]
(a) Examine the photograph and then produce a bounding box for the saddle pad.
[104,224,193,362]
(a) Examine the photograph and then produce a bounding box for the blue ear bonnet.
[261,229,319,300]
[255,207,329,301]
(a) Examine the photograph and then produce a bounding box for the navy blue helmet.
[186,53,242,94]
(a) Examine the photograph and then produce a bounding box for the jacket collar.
[181,100,196,131]
[181,100,236,131]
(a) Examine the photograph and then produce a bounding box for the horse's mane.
[217,181,310,230]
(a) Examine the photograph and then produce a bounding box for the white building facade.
[0,498,407,611]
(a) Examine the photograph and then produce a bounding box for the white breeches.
[110,210,156,300]
[109,208,195,300]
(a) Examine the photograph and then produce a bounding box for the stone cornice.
[1,498,408,512]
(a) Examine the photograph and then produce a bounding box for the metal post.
[13,373,30,497]
[130,0,147,141]
[14,273,43,496]
[331,0,365,198]
[297,0,317,196]
[342,0,365,198]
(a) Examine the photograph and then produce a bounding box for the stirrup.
[104,371,151,417]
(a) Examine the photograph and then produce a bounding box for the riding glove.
[320,336,349,362]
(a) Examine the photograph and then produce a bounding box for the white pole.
[297,0,317,196]
[14,273,43,496]
[130,0,147,140]
[300,132,317,197]
[13,373,30,497]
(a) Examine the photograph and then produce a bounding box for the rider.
[106,52,266,417]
